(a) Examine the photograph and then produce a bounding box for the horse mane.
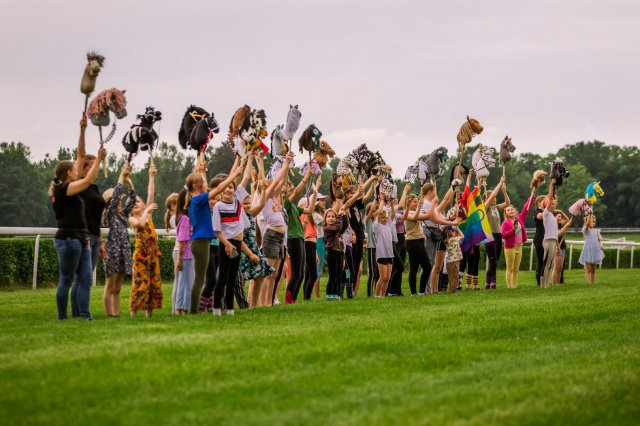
[228,105,251,148]
[178,105,208,150]
[284,105,302,141]
[86,51,105,67]
[298,124,317,153]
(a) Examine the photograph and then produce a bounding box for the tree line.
[0,140,638,228]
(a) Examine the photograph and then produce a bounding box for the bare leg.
[313,280,320,298]
[111,273,124,316]
[552,255,564,285]
[251,277,264,307]
[260,258,280,307]
[354,259,363,297]
[103,275,114,316]
[584,265,590,284]
[430,252,445,294]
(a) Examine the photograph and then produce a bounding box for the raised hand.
[80,113,87,132]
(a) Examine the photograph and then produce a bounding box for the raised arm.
[67,146,106,196]
[208,165,244,200]
[497,183,510,211]
[240,151,254,188]
[398,183,410,212]
[266,152,294,199]
[545,178,555,211]
[485,176,505,207]
[289,167,313,203]
[302,178,320,215]
[73,113,87,178]
[146,163,157,207]
[129,202,158,231]
[249,180,269,217]
[437,186,454,213]
[558,217,572,238]
[343,184,364,209]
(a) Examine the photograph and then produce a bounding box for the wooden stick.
[503,164,506,177]
[84,95,89,113]
[98,126,108,178]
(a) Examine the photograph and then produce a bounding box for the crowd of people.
[50,115,606,320]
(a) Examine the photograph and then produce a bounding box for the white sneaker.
[273,299,281,305]
[226,309,235,316]
[212,308,221,317]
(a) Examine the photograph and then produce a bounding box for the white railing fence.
[0,227,638,289]
[0,227,175,289]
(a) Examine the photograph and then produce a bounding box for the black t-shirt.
[78,184,106,236]
[52,182,89,242]
[349,199,365,241]
[533,208,544,242]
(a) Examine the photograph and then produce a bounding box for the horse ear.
[466,115,470,121]
[294,105,298,109]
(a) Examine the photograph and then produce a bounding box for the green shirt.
[284,198,304,239]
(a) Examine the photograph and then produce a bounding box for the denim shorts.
[262,229,285,259]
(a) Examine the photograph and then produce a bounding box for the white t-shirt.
[211,186,250,240]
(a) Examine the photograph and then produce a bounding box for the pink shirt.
[176,215,194,259]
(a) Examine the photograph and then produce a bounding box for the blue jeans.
[71,234,100,317]
[175,258,195,311]
[55,238,93,319]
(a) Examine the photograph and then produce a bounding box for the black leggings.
[388,243,405,295]
[326,249,343,297]
[534,239,544,286]
[285,237,305,301]
[213,239,242,310]
[303,240,318,300]
[461,246,481,276]
[351,237,364,286]
[272,250,286,303]
[406,238,431,294]
[200,244,219,309]
[484,232,503,285]
[366,248,379,297]
[341,245,355,298]
[389,233,406,294]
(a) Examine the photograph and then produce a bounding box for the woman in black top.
[73,153,106,317]
[50,114,106,320]
[533,195,547,286]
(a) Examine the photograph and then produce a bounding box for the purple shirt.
[176,215,194,259]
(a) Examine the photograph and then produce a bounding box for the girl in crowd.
[210,168,250,316]
[483,176,510,289]
[76,152,106,318]
[164,193,179,313]
[313,197,328,299]
[300,178,322,301]
[540,179,559,288]
[102,164,137,317]
[418,182,458,293]
[185,159,242,314]
[401,188,432,296]
[344,177,376,297]
[501,187,537,289]
[175,189,194,315]
[342,223,355,299]
[444,225,464,293]
[259,152,295,306]
[283,167,316,304]
[553,211,572,285]
[391,193,407,297]
[533,192,547,286]
[239,160,274,307]
[323,204,349,300]
[372,195,395,297]
[579,214,605,284]
[364,202,379,297]
[50,114,106,320]
[128,164,162,317]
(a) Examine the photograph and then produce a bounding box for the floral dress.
[239,214,274,280]
[104,183,136,277]
[130,218,163,311]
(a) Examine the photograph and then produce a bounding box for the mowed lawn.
[1,270,639,426]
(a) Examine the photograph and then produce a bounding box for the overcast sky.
[1,0,638,176]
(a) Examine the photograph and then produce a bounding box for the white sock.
[212,308,221,316]
[226,309,235,316]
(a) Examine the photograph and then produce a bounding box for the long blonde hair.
[184,173,205,211]
[164,192,178,231]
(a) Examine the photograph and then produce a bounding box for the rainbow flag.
[458,186,494,252]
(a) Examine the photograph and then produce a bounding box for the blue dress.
[579,228,605,265]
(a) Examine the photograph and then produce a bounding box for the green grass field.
[1,270,639,425]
